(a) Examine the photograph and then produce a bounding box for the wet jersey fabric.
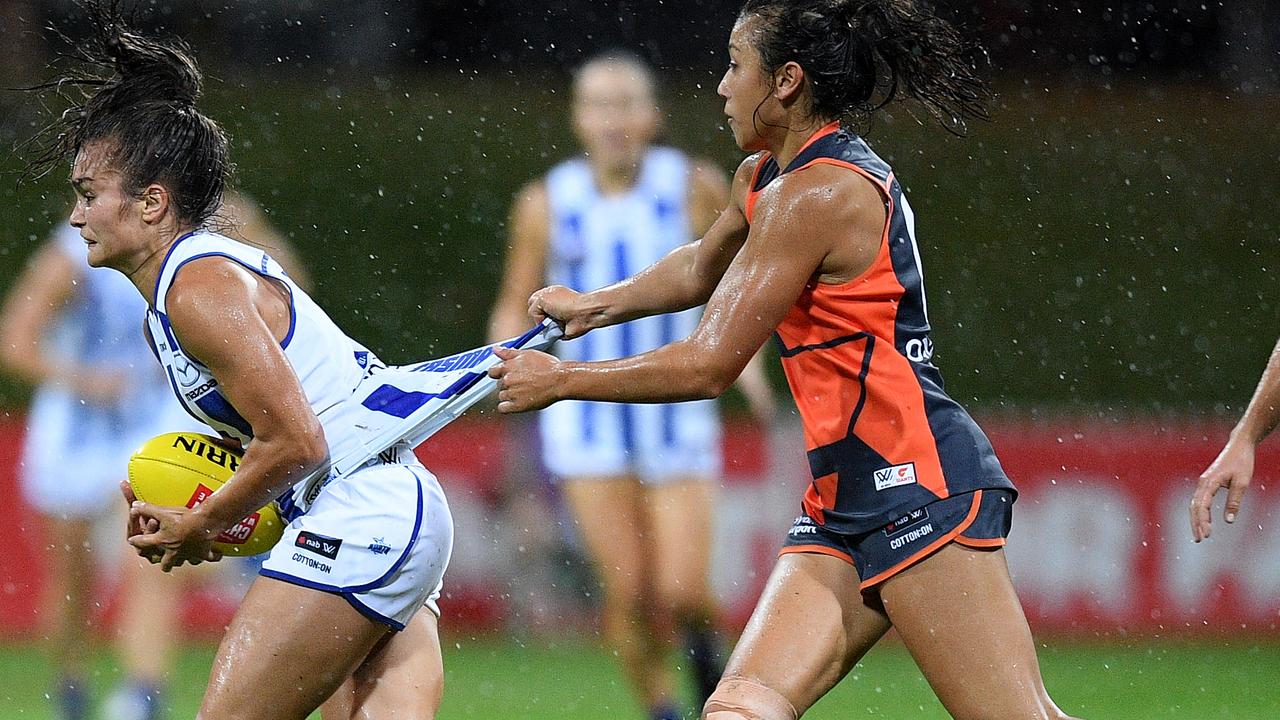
[746,122,1015,535]
[145,231,560,512]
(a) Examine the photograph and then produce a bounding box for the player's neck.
[591,162,640,196]
[127,226,192,306]
[770,117,835,170]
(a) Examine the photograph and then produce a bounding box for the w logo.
[873,462,917,491]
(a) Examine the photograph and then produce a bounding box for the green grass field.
[1,636,1277,719]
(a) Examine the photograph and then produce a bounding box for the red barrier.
[988,421,1280,634]
[3,415,1277,638]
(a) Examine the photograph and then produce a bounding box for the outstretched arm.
[1191,336,1280,541]
[492,165,885,410]
[529,155,759,338]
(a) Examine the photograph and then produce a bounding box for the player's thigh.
[322,610,443,720]
[201,576,390,720]
[719,552,891,715]
[561,476,649,595]
[878,544,1067,720]
[644,478,715,607]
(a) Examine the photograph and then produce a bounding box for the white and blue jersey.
[541,147,722,481]
[145,231,382,510]
[144,230,559,627]
[21,226,203,516]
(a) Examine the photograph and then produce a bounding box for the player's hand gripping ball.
[128,432,283,556]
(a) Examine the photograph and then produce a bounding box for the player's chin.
[84,243,106,267]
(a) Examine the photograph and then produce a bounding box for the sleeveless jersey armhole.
[743,153,772,224]
[788,158,896,291]
[166,252,299,351]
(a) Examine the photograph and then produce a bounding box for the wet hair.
[738,0,990,134]
[24,1,230,226]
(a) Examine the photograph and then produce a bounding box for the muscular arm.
[495,166,886,407]
[163,258,328,537]
[489,181,551,342]
[534,155,759,336]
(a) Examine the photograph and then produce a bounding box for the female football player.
[488,51,774,719]
[26,5,451,718]
[490,1,1079,718]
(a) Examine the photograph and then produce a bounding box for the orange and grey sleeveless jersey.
[746,122,1014,535]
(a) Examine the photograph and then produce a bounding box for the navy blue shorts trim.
[780,488,1014,590]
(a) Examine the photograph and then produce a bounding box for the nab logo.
[296,531,343,560]
[884,507,930,536]
[873,462,918,491]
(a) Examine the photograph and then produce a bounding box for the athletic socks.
[648,701,685,720]
[52,677,89,720]
[684,626,727,709]
[103,679,164,720]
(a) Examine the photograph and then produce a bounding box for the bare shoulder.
[167,256,257,319]
[732,151,769,186]
[760,163,884,225]
[724,152,769,209]
[512,178,549,216]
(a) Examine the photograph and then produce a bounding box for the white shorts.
[539,398,722,483]
[21,386,205,517]
[260,457,453,630]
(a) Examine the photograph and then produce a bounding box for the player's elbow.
[284,419,330,476]
[686,359,737,400]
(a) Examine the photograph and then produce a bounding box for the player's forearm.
[194,431,328,533]
[558,340,739,403]
[580,242,713,328]
[1233,338,1280,445]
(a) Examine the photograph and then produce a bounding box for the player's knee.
[701,677,797,720]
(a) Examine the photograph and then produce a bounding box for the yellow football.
[127,432,284,556]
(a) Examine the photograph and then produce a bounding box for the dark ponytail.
[24,0,230,226]
[739,0,990,134]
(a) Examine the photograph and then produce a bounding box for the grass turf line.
[0,638,1277,719]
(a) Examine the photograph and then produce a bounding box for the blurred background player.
[0,191,303,720]
[1192,335,1280,541]
[488,51,774,719]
